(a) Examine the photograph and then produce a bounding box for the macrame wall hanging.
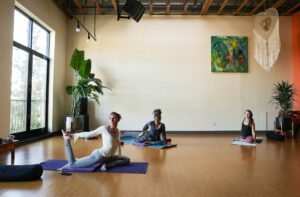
[253,8,280,71]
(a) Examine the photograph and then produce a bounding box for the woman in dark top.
[135,109,167,146]
[239,110,256,143]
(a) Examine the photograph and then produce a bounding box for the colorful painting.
[211,36,248,72]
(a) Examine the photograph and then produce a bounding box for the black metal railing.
[10,99,45,133]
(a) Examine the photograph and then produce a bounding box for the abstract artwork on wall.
[211,36,248,72]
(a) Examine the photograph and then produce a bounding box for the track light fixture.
[87,33,90,42]
[69,10,97,41]
[76,21,80,32]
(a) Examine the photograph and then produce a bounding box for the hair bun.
[153,109,162,115]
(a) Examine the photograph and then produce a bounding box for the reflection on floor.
[0,134,299,197]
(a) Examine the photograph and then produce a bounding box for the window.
[10,8,50,138]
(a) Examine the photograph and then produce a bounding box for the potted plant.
[270,81,295,131]
[65,48,109,131]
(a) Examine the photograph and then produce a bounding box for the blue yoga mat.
[233,137,263,143]
[120,136,135,143]
[41,160,148,174]
[120,136,177,149]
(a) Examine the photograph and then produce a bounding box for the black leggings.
[135,135,164,145]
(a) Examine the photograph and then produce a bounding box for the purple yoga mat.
[40,160,100,172]
[41,160,148,174]
[95,162,148,173]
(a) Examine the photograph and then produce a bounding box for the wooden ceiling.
[53,0,300,16]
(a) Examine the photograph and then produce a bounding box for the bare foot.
[101,164,107,171]
[61,130,70,140]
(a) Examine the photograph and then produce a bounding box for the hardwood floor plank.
[0,134,299,197]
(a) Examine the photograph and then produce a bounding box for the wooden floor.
[0,134,300,197]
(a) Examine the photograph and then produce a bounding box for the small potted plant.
[270,81,295,131]
[65,48,109,131]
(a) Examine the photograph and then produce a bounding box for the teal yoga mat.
[231,141,256,146]
[120,136,135,143]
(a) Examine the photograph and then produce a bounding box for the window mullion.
[26,18,34,131]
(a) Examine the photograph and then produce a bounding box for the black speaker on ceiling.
[123,0,145,22]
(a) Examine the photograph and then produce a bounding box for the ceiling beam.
[166,4,170,15]
[200,0,213,15]
[248,0,267,16]
[111,0,118,14]
[183,4,189,15]
[271,0,287,9]
[283,2,300,15]
[93,0,103,15]
[234,0,249,15]
[150,4,153,16]
[73,0,85,14]
[217,0,229,15]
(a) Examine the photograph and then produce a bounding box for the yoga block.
[0,164,43,181]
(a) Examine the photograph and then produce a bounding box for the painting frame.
[211,36,248,73]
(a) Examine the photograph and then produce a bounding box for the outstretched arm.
[252,123,256,143]
[73,127,103,142]
[138,122,149,137]
[161,125,167,145]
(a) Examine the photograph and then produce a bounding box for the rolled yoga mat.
[0,164,43,181]
[266,132,285,141]
[41,160,148,174]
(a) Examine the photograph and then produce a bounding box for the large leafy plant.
[270,81,295,117]
[66,48,108,117]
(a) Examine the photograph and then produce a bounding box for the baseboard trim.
[120,130,270,134]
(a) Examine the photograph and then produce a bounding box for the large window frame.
[12,7,50,139]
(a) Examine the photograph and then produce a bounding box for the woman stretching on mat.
[62,112,130,171]
[238,110,256,143]
[135,109,167,146]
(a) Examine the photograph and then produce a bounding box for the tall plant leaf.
[66,86,74,95]
[270,80,295,116]
[70,49,84,71]
[66,48,110,117]
[78,59,91,78]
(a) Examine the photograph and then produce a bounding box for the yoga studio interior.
[0,0,300,196]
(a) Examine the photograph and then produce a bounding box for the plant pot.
[80,97,88,115]
[65,116,82,132]
[276,117,292,131]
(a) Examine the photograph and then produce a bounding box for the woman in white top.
[62,112,130,171]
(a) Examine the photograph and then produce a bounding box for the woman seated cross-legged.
[238,109,256,143]
[62,112,130,171]
[135,109,167,146]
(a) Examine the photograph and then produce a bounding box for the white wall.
[66,15,292,132]
[0,0,14,137]
[0,0,67,137]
